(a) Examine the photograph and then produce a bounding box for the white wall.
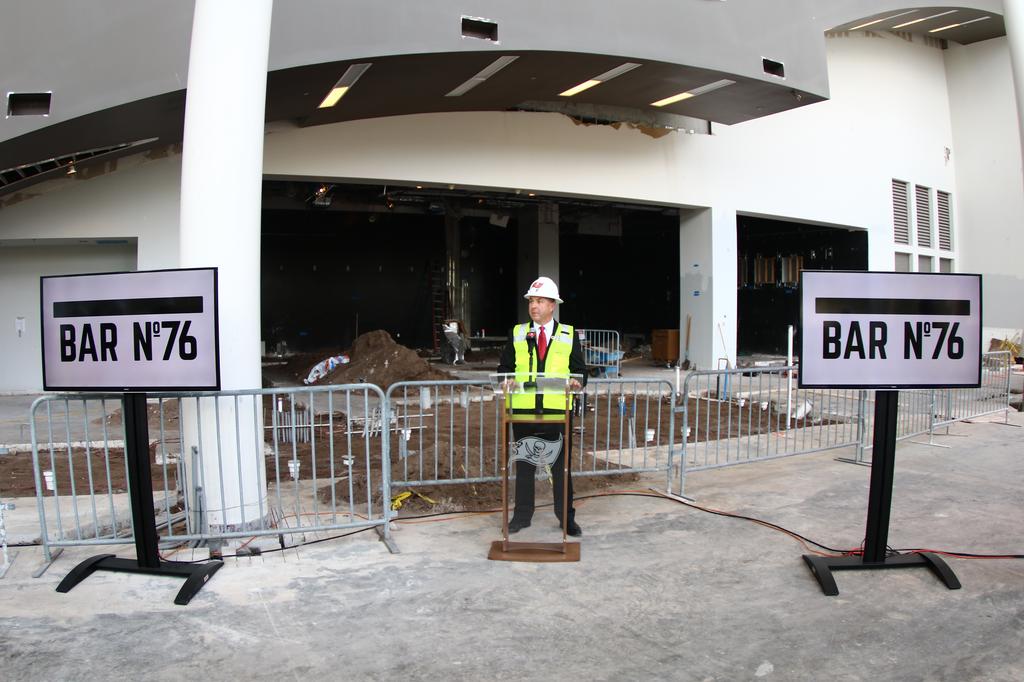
[714,32,959,270]
[0,244,136,392]
[0,151,181,270]
[0,151,181,391]
[945,37,1024,333]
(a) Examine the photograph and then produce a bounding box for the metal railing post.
[380,385,393,542]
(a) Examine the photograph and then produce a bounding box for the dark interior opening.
[262,180,679,355]
[559,212,679,338]
[736,215,867,356]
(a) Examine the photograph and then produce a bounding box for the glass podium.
[487,373,584,563]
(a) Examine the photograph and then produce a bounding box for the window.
[892,179,910,245]
[895,252,911,272]
[918,255,933,272]
[939,258,953,273]
[937,190,952,250]
[915,185,932,248]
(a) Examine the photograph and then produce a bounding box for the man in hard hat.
[497,276,587,537]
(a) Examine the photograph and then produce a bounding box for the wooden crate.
[651,328,679,363]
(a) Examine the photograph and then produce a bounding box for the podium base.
[488,540,580,563]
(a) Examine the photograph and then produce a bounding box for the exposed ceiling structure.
[261,180,680,222]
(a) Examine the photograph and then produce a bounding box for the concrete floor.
[1,409,1021,680]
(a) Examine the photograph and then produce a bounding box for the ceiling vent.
[7,92,52,117]
[462,16,498,42]
[762,58,785,79]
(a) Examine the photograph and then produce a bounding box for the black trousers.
[510,420,575,524]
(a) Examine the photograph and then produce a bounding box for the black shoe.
[562,520,583,537]
[508,518,531,534]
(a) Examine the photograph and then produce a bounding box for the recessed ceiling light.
[930,15,990,33]
[559,62,642,97]
[891,9,957,29]
[651,92,694,107]
[651,78,735,107]
[318,86,348,108]
[560,80,603,97]
[446,55,518,97]
[848,9,919,31]
[318,63,372,108]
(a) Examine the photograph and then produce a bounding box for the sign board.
[799,271,981,389]
[41,268,220,392]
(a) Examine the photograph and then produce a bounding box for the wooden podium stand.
[487,374,581,562]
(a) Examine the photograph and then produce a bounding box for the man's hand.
[568,378,582,391]
[501,378,517,393]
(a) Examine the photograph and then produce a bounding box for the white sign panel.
[799,271,981,389]
[41,268,220,391]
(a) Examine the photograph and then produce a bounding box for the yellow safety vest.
[510,322,574,412]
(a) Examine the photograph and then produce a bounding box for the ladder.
[429,263,448,353]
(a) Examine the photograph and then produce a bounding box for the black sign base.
[56,554,223,605]
[55,392,222,606]
[802,552,961,596]
[802,390,962,596]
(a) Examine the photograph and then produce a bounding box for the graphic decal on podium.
[510,434,563,480]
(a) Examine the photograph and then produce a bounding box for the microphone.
[525,331,537,390]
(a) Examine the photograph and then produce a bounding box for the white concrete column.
[179,0,272,529]
[1004,0,1024,185]
[538,203,560,317]
[517,203,560,319]
[679,206,737,370]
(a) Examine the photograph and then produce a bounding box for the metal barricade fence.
[850,351,1014,463]
[1,495,14,578]
[25,355,1011,558]
[30,384,391,563]
[934,351,1012,427]
[385,377,676,492]
[578,329,622,378]
[675,366,864,492]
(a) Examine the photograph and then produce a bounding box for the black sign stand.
[802,390,962,596]
[56,392,223,605]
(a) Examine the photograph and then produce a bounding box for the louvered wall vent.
[892,179,910,245]
[915,184,932,248]
[937,190,952,250]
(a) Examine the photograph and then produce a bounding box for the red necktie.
[537,326,547,360]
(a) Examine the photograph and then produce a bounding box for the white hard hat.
[523,276,563,304]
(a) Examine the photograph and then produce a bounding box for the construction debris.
[301,330,453,390]
[303,354,350,384]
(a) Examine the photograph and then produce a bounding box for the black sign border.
[40,267,221,393]
[797,270,983,390]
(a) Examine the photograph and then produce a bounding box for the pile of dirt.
[263,330,454,389]
[317,330,453,390]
